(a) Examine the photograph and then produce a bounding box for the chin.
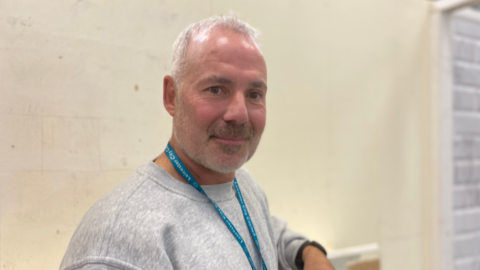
[205,154,249,174]
[210,144,260,174]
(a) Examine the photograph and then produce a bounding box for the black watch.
[294,241,327,270]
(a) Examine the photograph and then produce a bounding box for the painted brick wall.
[453,16,480,270]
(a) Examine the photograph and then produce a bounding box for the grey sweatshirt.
[60,162,307,270]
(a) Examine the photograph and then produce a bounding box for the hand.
[302,245,335,270]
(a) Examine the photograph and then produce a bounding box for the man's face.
[172,28,267,174]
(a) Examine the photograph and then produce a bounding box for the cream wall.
[0,1,433,269]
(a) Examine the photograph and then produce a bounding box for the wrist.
[302,245,323,261]
[295,241,327,269]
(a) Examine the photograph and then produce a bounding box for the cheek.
[249,108,266,134]
[193,103,224,126]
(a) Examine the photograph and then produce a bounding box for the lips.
[211,136,247,145]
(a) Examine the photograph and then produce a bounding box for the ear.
[163,75,177,117]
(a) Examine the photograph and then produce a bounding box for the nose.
[223,91,248,124]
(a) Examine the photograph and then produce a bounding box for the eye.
[248,92,262,100]
[209,86,222,94]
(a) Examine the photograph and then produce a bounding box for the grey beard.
[173,123,255,174]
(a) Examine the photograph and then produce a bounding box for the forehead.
[190,26,260,51]
[184,28,267,80]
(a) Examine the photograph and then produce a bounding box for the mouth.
[211,136,247,146]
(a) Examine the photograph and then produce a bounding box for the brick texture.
[455,115,480,134]
[454,19,480,39]
[453,15,480,267]
[454,187,480,209]
[454,37,476,63]
[454,235,480,258]
[455,258,480,270]
[455,211,480,234]
[455,63,480,87]
[454,90,477,111]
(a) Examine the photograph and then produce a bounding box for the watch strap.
[294,240,327,270]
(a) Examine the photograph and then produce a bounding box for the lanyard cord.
[165,143,267,270]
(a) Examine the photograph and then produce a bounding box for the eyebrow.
[199,75,268,91]
[199,75,233,85]
[249,81,267,91]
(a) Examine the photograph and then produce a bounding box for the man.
[60,16,334,270]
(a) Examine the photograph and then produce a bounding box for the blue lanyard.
[165,143,267,270]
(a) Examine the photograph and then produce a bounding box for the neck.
[154,138,235,185]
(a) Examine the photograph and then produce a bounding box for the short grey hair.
[171,15,261,88]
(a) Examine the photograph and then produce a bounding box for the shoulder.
[61,163,175,270]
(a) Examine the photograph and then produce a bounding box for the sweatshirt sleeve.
[270,215,309,270]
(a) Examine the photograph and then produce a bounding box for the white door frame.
[431,1,480,270]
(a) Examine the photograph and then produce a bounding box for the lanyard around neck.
[165,143,267,270]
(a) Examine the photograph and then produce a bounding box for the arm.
[242,170,333,270]
[297,242,335,270]
[270,215,307,270]
[302,245,335,270]
[270,216,334,270]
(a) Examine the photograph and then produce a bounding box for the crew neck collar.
[140,161,236,203]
